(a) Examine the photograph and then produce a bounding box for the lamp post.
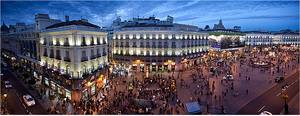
[282,93,289,114]
[3,93,7,107]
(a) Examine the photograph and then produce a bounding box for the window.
[91,49,94,59]
[103,48,106,56]
[64,51,70,62]
[43,38,47,45]
[125,34,129,39]
[172,42,176,48]
[125,42,129,47]
[152,42,156,48]
[56,38,60,45]
[164,41,168,48]
[50,49,54,58]
[158,42,162,48]
[81,36,86,46]
[43,48,47,56]
[97,37,100,45]
[81,50,88,61]
[140,42,144,47]
[133,42,137,47]
[64,38,69,46]
[120,42,124,47]
[133,34,136,39]
[97,49,100,56]
[115,42,119,47]
[91,37,94,45]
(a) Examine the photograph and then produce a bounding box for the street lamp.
[281,93,289,114]
[3,93,7,98]
[3,93,7,107]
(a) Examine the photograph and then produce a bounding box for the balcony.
[64,57,71,62]
[64,42,70,46]
[90,55,97,59]
[81,42,87,46]
[90,42,95,46]
[56,56,61,60]
[49,54,54,58]
[55,42,60,46]
[81,57,88,62]
[43,52,47,56]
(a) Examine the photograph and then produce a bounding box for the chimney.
[65,15,69,22]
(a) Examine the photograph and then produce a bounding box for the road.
[237,71,299,114]
[1,66,47,114]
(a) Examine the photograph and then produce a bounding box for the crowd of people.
[2,45,298,115]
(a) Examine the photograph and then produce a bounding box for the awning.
[185,102,202,114]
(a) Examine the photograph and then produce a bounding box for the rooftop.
[46,20,100,29]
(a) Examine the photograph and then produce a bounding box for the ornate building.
[245,30,299,47]
[111,16,210,72]
[39,16,108,101]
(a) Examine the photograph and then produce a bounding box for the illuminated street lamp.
[3,93,7,98]
[281,93,289,114]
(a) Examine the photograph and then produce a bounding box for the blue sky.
[1,0,299,31]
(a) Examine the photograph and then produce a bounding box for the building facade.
[112,16,210,72]
[245,30,300,46]
[245,32,273,46]
[38,17,108,101]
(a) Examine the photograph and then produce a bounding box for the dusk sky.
[1,0,299,31]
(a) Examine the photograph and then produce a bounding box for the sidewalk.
[280,92,299,114]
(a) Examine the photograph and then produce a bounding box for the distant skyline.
[1,0,299,31]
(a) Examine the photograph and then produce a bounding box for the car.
[4,81,12,89]
[275,76,284,83]
[281,83,289,91]
[260,111,272,115]
[22,94,35,106]
[223,75,234,80]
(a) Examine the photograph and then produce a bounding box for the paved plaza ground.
[2,46,299,115]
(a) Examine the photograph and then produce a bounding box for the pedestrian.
[246,89,248,95]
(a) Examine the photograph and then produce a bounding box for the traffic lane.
[4,68,47,114]
[237,71,299,114]
[6,89,27,114]
[239,71,299,114]
[1,77,27,114]
[261,76,299,114]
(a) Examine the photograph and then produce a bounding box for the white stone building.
[39,17,108,101]
[112,16,209,72]
[245,31,299,46]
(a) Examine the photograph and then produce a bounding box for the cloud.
[1,1,299,31]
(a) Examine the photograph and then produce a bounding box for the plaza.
[1,1,300,115]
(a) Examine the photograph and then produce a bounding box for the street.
[1,67,47,114]
[238,71,299,114]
